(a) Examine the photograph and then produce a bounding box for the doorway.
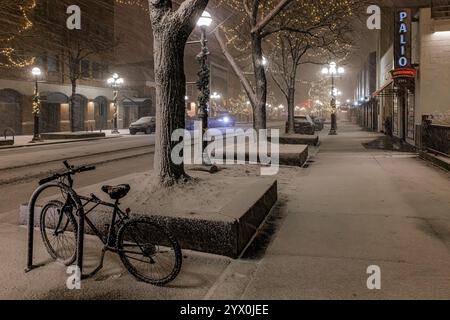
[72,95,87,132]
[94,96,108,131]
[0,89,22,134]
[40,102,60,133]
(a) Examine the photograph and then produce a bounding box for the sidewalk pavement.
[0,221,230,300]
[207,122,450,299]
[2,121,450,299]
[1,130,130,149]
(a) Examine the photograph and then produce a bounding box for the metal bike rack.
[1,128,15,146]
[25,183,86,276]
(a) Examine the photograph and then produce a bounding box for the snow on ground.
[70,164,286,220]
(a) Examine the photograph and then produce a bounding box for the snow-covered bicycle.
[36,161,182,286]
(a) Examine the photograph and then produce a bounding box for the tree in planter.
[214,0,367,131]
[268,1,357,134]
[148,0,209,187]
[228,93,252,123]
[214,0,295,130]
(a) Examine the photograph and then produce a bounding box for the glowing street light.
[321,62,345,135]
[197,11,212,27]
[107,73,124,134]
[30,67,43,142]
[196,11,213,159]
[262,56,268,67]
[210,92,221,100]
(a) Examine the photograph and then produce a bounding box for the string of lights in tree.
[1,0,146,69]
[0,0,37,68]
[217,0,362,65]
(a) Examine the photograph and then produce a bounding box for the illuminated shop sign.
[393,9,415,84]
[391,68,416,79]
[394,9,412,68]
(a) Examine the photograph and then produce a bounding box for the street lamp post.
[195,11,212,157]
[31,67,42,143]
[107,73,124,134]
[322,62,344,135]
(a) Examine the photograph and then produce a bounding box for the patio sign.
[392,9,416,86]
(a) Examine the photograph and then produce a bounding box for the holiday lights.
[0,0,37,68]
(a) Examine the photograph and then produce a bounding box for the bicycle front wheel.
[117,217,182,286]
[40,200,78,266]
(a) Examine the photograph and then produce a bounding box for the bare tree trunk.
[286,84,295,134]
[214,29,255,107]
[149,0,209,187]
[153,30,189,186]
[251,33,267,131]
[215,28,269,131]
[70,78,77,133]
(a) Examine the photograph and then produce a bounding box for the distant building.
[0,0,116,135]
[353,52,377,131]
[0,2,249,135]
[353,2,450,152]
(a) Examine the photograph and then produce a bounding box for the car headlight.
[223,117,230,123]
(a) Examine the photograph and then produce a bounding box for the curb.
[419,151,450,172]
[0,135,123,150]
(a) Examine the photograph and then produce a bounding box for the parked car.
[209,113,236,128]
[286,115,316,135]
[311,116,325,131]
[129,117,156,135]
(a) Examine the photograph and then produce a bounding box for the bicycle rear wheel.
[40,200,78,266]
[117,217,182,286]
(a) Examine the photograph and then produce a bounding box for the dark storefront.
[0,89,22,135]
[94,96,109,131]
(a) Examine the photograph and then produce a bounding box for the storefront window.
[407,92,415,140]
[47,54,59,73]
[81,60,91,78]
[393,95,399,137]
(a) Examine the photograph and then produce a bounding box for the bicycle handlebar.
[39,161,96,185]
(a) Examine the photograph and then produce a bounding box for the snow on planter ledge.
[20,169,278,258]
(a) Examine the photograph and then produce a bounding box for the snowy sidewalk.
[0,222,230,299]
[208,122,450,299]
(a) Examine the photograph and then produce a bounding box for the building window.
[47,54,59,73]
[407,92,415,140]
[35,56,46,71]
[81,60,90,78]
[92,62,101,80]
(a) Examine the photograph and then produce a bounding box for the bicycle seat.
[101,184,131,200]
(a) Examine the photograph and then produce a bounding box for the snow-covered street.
[0,134,155,221]
[1,122,450,299]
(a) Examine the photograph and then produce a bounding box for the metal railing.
[421,120,450,157]
[1,127,15,146]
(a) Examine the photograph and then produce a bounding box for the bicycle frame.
[60,171,129,248]
[76,194,129,250]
